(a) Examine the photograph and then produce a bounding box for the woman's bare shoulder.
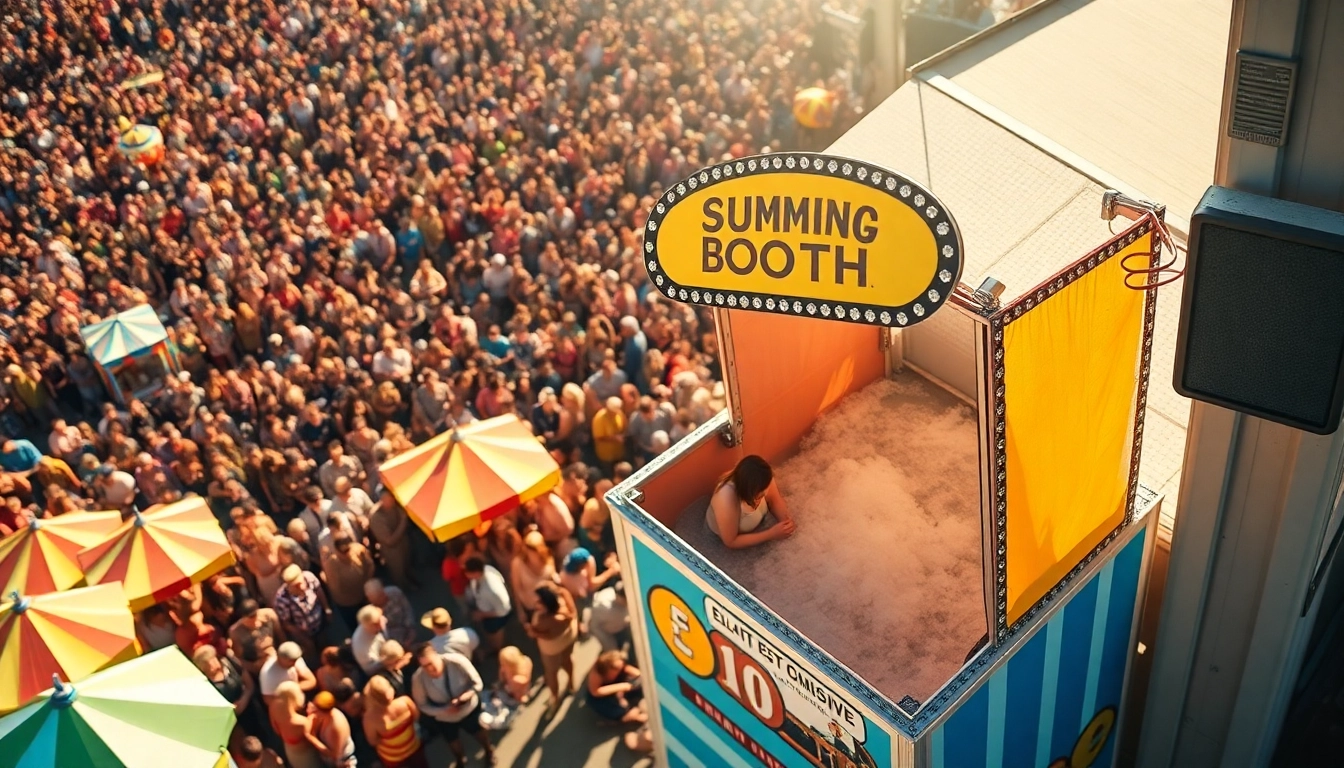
[710,481,737,505]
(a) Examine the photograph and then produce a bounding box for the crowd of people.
[0,0,863,764]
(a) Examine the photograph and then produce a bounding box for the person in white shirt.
[463,557,512,654]
[328,477,375,527]
[318,442,365,498]
[589,582,631,653]
[371,339,414,384]
[411,643,495,765]
[350,605,388,676]
[259,642,317,703]
[481,253,514,303]
[47,419,85,462]
[297,483,334,534]
[421,607,481,658]
[316,510,359,560]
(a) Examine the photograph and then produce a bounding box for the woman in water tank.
[706,455,796,548]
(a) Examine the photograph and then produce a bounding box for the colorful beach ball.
[793,87,837,129]
[116,122,165,167]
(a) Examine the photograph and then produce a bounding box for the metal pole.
[873,0,906,97]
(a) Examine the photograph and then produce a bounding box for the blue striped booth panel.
[930,526,1146,768]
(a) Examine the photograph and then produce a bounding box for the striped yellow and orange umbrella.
[76,498,234,612]
[0,582,138,713]
[379,414,562,542]
[0,512,123,597]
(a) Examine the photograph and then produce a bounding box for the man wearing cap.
[273,563,331,658]
[618,316,648,394]
[530,387,561,448]
[411,642,495,765]
[310,690,356,768]
[321,530,375,630]
[423,607,481,659]
[259,641,317,704]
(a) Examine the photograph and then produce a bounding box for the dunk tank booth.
[606,151,1163,768]
[78,305,178,404]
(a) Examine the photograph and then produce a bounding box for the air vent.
[1228,51,1296,147]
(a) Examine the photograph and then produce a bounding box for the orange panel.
[639,430,742,528]
[728,310,885,463]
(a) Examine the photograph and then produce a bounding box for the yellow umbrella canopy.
[0,512,123,597]
[76,498,235,612]
[379,414,562,542]
[0,582,138,714]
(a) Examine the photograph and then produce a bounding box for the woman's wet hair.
[721,454,773,504]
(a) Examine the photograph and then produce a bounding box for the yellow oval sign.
[643,153,964,327]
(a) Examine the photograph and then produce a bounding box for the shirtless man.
[310,691,356,768]
[268,681,323,768]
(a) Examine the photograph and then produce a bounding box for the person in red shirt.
[325,203,353,236]
[160,204,186,238]
[176,606,228,659]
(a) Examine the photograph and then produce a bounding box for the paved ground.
[392,535,656,768]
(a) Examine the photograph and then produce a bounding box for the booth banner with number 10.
[627,532,896,768]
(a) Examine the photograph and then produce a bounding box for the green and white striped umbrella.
[78,305,167,367]
[0,647,235,768]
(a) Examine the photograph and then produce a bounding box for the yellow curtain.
[1003,235,1149,623]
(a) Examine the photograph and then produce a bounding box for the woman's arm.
[589,672,634,698]
[589,557,620,589]
[711,489,786,549]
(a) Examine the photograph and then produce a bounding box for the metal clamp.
[1102,189,1167,223]
[717,421,738,448]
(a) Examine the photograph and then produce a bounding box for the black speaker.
[1174,186,1344,434]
